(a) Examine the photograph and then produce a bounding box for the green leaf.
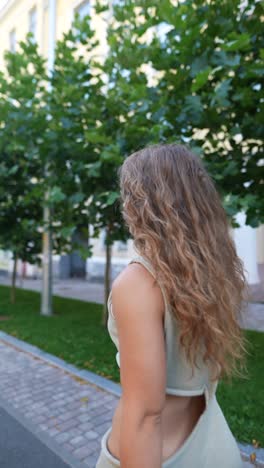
[191,67,212,92]
[60,226,76,239]
[49,186,66,203]
[69,192,85,204]
[85,161,101,177]
[85,130,110,144]
[106,191,120,206]
[211,78,232,107]
[180,95,203,125]
[190,56,209,78]
[8,165,19,175]
[222,33,251,52]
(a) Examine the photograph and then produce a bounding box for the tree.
[99,0,264,227]
[0,36,46,302]
[50,12,130,325]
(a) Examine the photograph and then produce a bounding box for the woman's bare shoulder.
[111,261,164,320]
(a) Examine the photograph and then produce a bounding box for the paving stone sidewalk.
[0,332,263,468]
[0,335,119,468]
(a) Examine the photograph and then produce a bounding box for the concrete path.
[0,276,105,305]
[0,275,264,332]
[239,302,264,332]
[0,332,263,468]
[0,406,71,468]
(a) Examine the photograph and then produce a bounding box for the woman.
[95,143,249,468]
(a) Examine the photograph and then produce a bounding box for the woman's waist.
[107,392,208,461]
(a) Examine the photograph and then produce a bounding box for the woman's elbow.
[121,400,164,429]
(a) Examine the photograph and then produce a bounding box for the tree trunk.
[102,240,112,328]
[41,187,53,316]
[10,253,17,304]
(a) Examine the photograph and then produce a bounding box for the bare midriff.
[107,392,206,463]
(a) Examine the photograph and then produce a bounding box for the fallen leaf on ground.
[80,397,89,403]
[252,439,260,448]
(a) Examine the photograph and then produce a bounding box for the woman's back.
[108,254,218,402]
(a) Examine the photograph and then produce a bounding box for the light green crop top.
[107,255,218,401]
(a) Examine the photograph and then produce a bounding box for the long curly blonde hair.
[117,143,250,382]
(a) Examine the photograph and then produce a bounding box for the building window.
[74,1,90,19]
[29,7,37,42]
[9,29,16,52]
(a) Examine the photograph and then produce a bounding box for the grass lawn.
[0,284,263,447]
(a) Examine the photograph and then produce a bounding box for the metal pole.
[41,0,56,316]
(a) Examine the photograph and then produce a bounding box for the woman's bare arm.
[111,262,166,468]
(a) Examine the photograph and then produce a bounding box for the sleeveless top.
[107,254,218,401]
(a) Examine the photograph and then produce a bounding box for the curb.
[0,331,121,398]
[0,331,263,467]
[239,445,264,468]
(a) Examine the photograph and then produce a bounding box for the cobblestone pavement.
[0,339,119,468]
[0,336,262,468]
